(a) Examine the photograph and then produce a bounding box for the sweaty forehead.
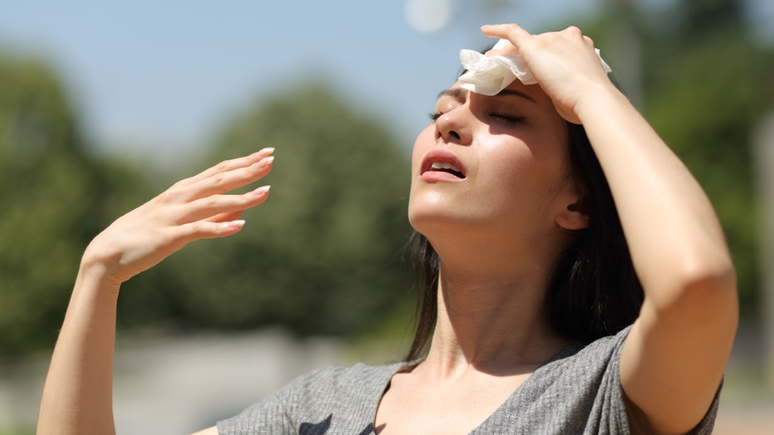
[498,79,551,104]
[437,81,550,107]
[436,84,466,100]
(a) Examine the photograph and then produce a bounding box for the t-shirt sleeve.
[215,363,392,435]
[689,380,723,434]
[216,370,315,435]
[606,327,722,435]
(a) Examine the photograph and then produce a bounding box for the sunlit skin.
[376,25,736,435]
[37,24,737,435]
[375,73,590,435]
[408,82,586,272]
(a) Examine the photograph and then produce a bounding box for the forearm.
[580,87,737,430]
[477,23,734,300]
[474,23,737,432]
[37,260,120,435]
[576,85,735,303]
[35,149,272,435]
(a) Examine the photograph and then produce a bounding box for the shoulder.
[217,362,404,435]
[511,326,719,434]
[574,326,631,362]
[287,361,403,400]
[478,327,634,434]
[544,326,631,377]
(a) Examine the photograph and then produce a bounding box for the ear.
[556,198,590,230]
[555,186,590,231]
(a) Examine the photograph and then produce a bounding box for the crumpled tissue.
[458,39,612,96]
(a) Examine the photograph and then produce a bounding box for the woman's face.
[408,79,580,248]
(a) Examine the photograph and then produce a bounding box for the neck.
[420,231,573,379]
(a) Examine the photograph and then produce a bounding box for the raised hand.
[82,147,275,286]
[481,24,618,124]
[38,148,276,435]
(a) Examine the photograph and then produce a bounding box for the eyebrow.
[436,87,536,104]
[493,89,537,104]
[436,88,468,100]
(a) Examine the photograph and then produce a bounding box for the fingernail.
[226,220,246,230]
[251,148,274,158]
[262,156,275,167]
[252,185,271,196]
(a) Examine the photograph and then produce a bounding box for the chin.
[408,202,477,240]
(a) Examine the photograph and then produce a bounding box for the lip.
[420,149,467,182]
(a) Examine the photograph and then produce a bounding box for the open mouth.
[428,161,465,179]
[420,149,467,180]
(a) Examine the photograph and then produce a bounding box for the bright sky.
[0,0,770,159]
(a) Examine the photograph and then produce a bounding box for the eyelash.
[427,111,524,126]
[487,111,525,126]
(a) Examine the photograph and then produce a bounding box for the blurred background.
[1,0,773,433]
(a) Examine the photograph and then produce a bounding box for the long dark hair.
[404,121,645,362]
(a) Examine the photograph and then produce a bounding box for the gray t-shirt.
[218,326,720,434]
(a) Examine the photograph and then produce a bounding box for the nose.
[435,106,473,146]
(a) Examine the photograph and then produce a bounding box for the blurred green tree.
[10,0,766,356]
[118,83,414,337]
[677,0,746,41]
[578,0,774,312]
[0,54,152,356]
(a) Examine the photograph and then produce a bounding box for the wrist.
[78,252,122,294]
[574,82,630,122]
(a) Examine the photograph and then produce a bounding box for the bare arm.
[482,24,737,434]
[37,148,274,435]
[575,80,736,434]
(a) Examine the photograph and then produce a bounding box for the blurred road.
[714,402,774,435]
[1,330,772,434]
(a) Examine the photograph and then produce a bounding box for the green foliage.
[0,56,92,355]
[2,0,767,356]
[0,428,35,435]
[580,0,772,310]
[0,55,412,355]
[0,54,153,356]
[643,31,773,308]
[677,0,746,42]
[118,83,414,337]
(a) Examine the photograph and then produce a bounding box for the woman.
[38,24,737,435]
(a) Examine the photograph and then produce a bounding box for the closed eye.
[487,111,525,126]
[428,112,443,122]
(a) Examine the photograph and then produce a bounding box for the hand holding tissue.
[458,39,612,96]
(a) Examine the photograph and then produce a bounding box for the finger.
[480,24,532,49]
[176,185,271,224]
[485,46,517,57]
[182,156,274,201]
[177,147,275,188]
[207,210,245,223]
[175,219,247,245]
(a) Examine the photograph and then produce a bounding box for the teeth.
[430,161,460,172]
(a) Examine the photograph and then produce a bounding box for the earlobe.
[556,199,590,230]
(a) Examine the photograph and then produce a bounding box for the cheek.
[410,126,434,178]
[476,135,533,186]
[476,136,564,212]
[408,127,431,208]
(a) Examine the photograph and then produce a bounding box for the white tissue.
[458,39,612,96]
